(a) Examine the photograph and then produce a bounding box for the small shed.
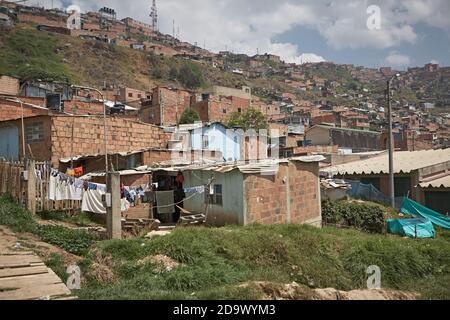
[176,156,324,227]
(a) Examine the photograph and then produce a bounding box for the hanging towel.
[82,189,106,214]
[48,174,57,201]
[68,183,83,201]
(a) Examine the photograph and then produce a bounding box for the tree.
[169,66,179,81]
[178,63,204,89]
[227,107,269,130]
[179,108,200,124]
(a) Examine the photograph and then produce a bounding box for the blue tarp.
[400,198,450,230]
[387,218,436,238]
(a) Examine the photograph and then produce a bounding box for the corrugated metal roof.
[419,175,450,188]
[323,149,450,175]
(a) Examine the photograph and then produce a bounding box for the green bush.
[0,195,98,256]
[322,199,385,233]
[178,62,205,89]
[179,108,200,124]
[0,194,37,233]
[37,225,99,256]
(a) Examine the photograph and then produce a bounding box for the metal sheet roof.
[419,175,450,189]
[323,149,450,175]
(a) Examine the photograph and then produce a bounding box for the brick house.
[141,87,192,126]
[191,94,251,123]
[117,87,150,104]
[178,156,324,226]
[0,114,169,167]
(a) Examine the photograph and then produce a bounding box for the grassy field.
[1,194,449,300]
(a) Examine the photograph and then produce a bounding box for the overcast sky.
[34,0,450,68]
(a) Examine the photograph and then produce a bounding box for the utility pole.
[387,73,400,208]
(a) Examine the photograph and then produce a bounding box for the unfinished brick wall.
[208,96,251,123]
[288,161,321,225]
[0,116,52,162]
[118,87,148,103]
[0,76,20,96]
[142,149,172,165]
[121,173,152,187]
[244,164,289,225]
[0,100,49,122]
[149,87,191,125]
[50,116,170,167]
[64,99,105,115]
[244,161,321,226]
[192,95,251,123]
[191,100,209,122]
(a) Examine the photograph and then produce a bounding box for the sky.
[32,0,450,68]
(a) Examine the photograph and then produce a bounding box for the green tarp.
[387,218,436,238]
[400,198,450,230]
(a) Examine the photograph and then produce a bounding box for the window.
[208,184,223,206]
[128,92,133,98]
[238,108,242,113]
[26,122,44,143]
[202,135,209,149]
[223,109,227,114]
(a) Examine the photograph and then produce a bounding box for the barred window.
[26,122,44,143]
[207,184,223,206]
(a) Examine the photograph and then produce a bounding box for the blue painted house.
[190,123,243,162]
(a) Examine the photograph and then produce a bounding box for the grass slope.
[78,224,450,300]
[1,194,449,300]
[0,24,73,82]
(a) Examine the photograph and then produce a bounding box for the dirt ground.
[240,281,418,300]
[0,225,82,267]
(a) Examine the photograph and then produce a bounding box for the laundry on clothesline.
[184,185,205,194]
[48,169,85,201]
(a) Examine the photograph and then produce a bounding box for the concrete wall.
[211,86,252,100]
[305,126,330,145]
[183,169,244,226]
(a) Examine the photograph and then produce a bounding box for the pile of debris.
[122,218,160,237]
[321,179,351,201]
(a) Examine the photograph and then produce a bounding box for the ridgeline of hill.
[0,24,289,94]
